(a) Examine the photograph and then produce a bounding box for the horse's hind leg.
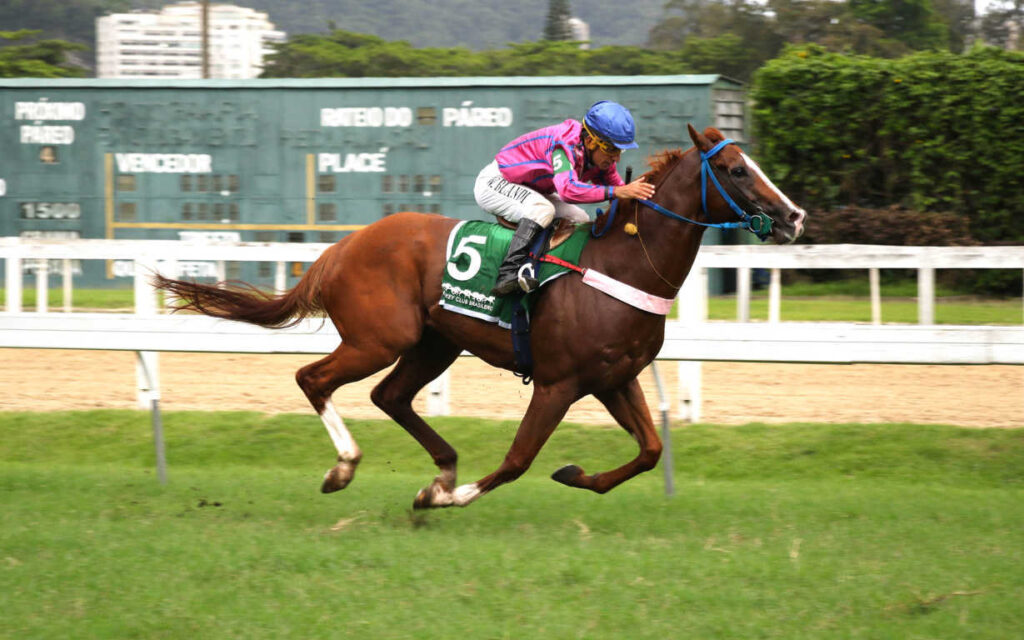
[369,328,463,508]
[551,377,663,494]
[295,344,399,493]
[417,381,576,509]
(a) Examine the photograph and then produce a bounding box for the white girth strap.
[581,268,674,315]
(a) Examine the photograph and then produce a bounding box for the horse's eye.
[730,166,748,178]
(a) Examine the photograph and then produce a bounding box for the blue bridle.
[592,138,774,241]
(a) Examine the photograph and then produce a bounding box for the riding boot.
[491,218,545,296]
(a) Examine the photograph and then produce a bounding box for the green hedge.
[750,45,1024,245]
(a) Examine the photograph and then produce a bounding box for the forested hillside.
[240,0,668,48]
[0,0,668,59]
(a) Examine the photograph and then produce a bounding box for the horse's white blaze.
[740,152,802,214]
[320,398,361,462]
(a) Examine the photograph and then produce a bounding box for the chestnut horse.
[153,125,805,509]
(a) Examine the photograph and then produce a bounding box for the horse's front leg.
[551,377,663,494]
[414,381,575,509]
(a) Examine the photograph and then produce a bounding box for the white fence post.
[870,268,881,325]
[736,266,751,322]
[768,268,781,323]
[34,259,48,313]
[62,259,73,313]
[677,267,706,423]
[918,266,935,325]
[275,261,287,295]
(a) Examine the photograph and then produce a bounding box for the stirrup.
[517,263,539,293]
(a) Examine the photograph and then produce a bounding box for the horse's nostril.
[788,209,806,224]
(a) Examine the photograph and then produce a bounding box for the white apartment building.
[567,17,590,50]
[96,2,286,79]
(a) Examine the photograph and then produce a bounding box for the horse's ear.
[687,123,713,152]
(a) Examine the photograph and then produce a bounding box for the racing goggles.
[582,122,623,155]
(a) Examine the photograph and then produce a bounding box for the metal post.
[137,350,166,484]
[650,362,674,497]
[151,399,167,485]
[134,258,160,409]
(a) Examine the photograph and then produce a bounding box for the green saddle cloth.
[440,220,590,328]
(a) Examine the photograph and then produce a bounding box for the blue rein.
[592,138,773,241]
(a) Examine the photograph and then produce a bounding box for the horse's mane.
[642,148,686,185]
[592,148,687,234]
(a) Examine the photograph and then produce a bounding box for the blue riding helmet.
[584,101,639,150]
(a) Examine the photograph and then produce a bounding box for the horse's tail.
[152,245,336,329]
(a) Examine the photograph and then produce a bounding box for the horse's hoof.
[551,464,585,487]
[320,461,358,493]
[412,478,457,509]
[413,486,452,509]
[412,487,433,510]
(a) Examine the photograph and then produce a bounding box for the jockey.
[475,100,656,296]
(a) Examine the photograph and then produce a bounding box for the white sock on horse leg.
[320,398,361,462]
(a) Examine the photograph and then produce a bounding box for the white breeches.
[473,161,590,228]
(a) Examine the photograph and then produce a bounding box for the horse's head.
[687,124,806,244]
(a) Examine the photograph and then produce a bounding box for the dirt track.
[1,349,1020,427]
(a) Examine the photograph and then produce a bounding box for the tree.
[768,0,850,45]
[847,0,951,50]
[262,30,492,78]
[929,0,976,51]
[648,0,786,79]
[650,0,960,68]
[678,33,769,79]
[0,0,131,68]
[978,0,1024,49]
[0,30,87,78]
[489,40,587,75]
[543,0,574,40]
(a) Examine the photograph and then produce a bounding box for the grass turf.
[2,411,1022,639]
